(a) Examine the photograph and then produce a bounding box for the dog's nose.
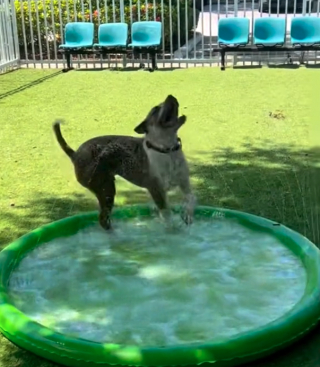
[166,95,179,106]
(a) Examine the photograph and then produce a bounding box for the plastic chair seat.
[93,42,127,48]
[128,41,160,48]
[59,22,94,49]
[129,21,162,49]
[93,23,128,49]
[59,42,93,49]
[291,17,320,45]
[218,18,250,46]
[253,18,286,46]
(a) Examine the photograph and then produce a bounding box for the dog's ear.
[134,120,148,134]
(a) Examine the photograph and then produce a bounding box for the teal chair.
[93,23,128,48]
[129,21,162,48]
[290,17,320,45]
[128,21,162,71]
[218,18,250,47]
[59,22,94,72]
[59,22,94,49]
[253,18,286,46]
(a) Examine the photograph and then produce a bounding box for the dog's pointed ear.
[134,120,147,134]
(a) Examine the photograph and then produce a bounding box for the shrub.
[15,0,196,59]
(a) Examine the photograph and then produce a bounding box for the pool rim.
[0,205,319,367]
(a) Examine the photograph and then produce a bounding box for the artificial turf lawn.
[0,66,320,367]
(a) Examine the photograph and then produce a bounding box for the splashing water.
[8,216,306,346]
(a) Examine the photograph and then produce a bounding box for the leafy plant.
[15,0,196,59]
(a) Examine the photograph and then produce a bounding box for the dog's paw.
[99,214,112,231]
[181,193,195,226]
[181,210,193,226]
[160,208,172,222]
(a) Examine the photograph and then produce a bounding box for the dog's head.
[134,95,186,137]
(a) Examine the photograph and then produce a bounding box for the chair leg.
[122,54,127,69]
[150,52,158,72]
[287,53,293,64]
[220,50,226,71]
[299,51,305,65]
[62,52,74,73]
[133,49,145,69]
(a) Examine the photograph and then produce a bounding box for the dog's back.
[53,120,151,188]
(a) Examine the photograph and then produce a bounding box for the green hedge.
[15,0,198,59]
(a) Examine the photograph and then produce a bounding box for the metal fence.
[13,0,320,68]
[0,0,20,72]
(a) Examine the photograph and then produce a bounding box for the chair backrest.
[65,22,94,45]
[131,21,162,45]
[98,23,128,44]
[253,17,286,44]
[218,18,250,45]
[290,16,320,44]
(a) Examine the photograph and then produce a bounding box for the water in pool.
[8,215,306,346]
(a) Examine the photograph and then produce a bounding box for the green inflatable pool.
[0,205,320,367]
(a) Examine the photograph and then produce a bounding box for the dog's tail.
[53,120,75,161]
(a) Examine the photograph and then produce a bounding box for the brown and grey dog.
[53,94,195,230]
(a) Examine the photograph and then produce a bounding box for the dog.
[53,94,195,230]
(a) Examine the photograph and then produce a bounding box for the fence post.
[120,0,125,22]
[120,0,126,67]
[302,0,307,14]
[0,0,20,73]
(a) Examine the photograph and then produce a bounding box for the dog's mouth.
[161,115,186,132]
[160,95,185,129]
[176,115,187,128]
[166,95,179,118]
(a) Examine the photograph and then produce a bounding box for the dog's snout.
[165,94,179,107]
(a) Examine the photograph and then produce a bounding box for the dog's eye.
[149,106,160,118]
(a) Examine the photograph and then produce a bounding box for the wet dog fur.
[53,95,195,230]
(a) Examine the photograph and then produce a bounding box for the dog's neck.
[145,138,182,154]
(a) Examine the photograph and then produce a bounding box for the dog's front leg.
[179,178,196,226]
[148,182,171,223]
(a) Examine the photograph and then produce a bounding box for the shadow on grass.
[75,66,183,72]
[1,142,320,367]
[233,65,263,69]
[190,144,320,246]
[1,142,319,246]
[305,63,320,68]
[0,190,149,248]
[0,71,61,101]
[268,63,301,69]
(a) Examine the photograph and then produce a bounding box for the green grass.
[0,66,320,367]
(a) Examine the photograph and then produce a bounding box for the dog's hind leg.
[90,177,116,230]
